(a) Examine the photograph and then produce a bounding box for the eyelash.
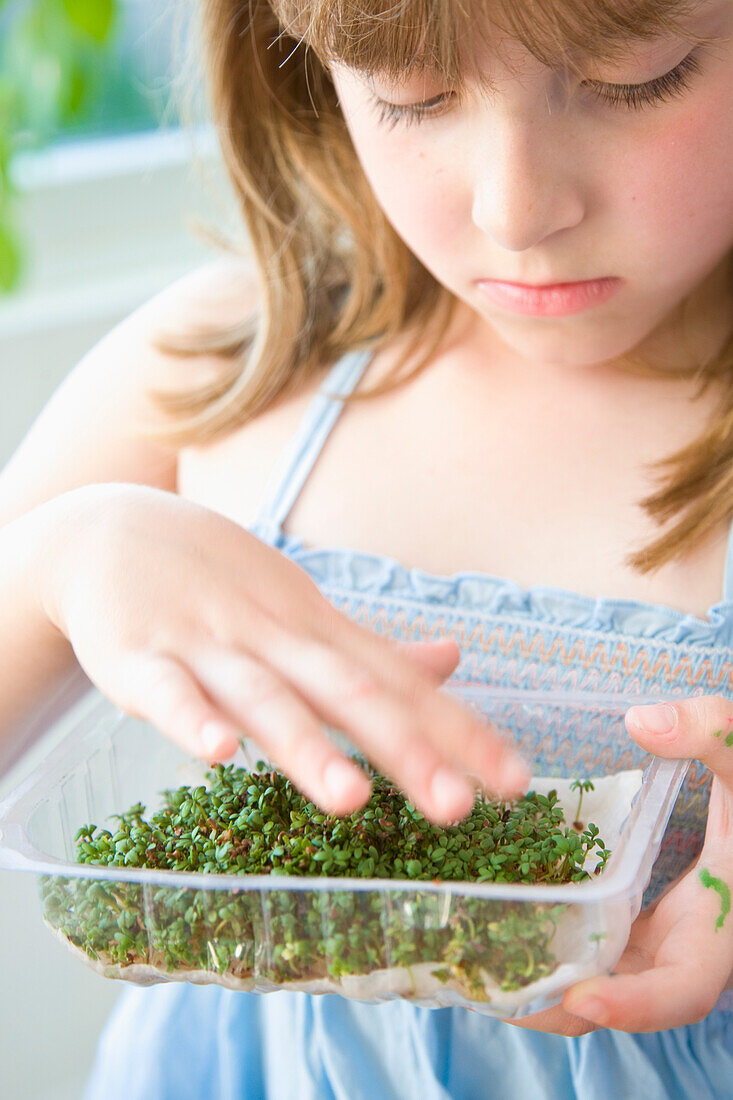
[370,49,704,129]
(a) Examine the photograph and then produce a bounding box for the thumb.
[393,638,461,681]
[625,695,733,791]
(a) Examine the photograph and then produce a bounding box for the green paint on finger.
[713,729,723,738]
[726,732,733,747]
[699,868,731,932]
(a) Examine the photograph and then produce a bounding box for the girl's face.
[329,1,733,373]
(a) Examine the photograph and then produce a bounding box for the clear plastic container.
[0,683,687,1018]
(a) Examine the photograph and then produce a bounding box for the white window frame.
[0,125,240,464]
[1,125,230,338]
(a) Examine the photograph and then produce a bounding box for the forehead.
[270,0,708,84]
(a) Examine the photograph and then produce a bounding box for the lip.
[475,277,622,317]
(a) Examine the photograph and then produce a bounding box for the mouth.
[474,277,622,318]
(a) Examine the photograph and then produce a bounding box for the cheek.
[614,90,733,272]
[351,131,471,258]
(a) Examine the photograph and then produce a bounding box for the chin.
[485,316,652,372]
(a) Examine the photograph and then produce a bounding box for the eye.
[582,48,704,110]
[368,47,706,129]
[367,91,454,131]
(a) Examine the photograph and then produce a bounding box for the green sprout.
[569,779,595,829]
[41,765,612,996]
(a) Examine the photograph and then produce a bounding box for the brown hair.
[144,0,733,575]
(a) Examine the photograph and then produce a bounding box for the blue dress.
[84,349,733,1099]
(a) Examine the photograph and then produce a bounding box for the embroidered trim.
[327,596,733,691]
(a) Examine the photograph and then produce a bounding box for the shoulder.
[131,255,263,382]
[150,258,334,520]
[0,258,264,526]
[139,255,262,328]
[135,256,345,419]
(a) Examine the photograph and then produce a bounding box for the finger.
[113,650,243,760]
[189,646,373,816]
[702,777,733,848]
[324,616,530,801]
[395,638,461,681]
[563,964,724,1032]
[563,865,733,1031]
[625,694,733,788]
[249,613,529,823]
[505,1005,598,1036]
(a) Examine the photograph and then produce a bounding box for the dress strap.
[723,514,733,602]
[253,347,375,538]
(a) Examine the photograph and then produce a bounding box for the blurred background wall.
[0,2,241,1096]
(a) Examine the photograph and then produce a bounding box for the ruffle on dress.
[252,523,733,653]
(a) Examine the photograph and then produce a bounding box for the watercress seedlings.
[41,759,611,996]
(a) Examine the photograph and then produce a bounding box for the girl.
[1,0,732,1096]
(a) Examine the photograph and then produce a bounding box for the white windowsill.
[11,125,221,189]
[0,124,242,465]
[0,125,238,340]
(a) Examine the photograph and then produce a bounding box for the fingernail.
[201,720,237,757]
[324,758,368,801]
[567,996,609,1025]
[627,703,677,735]
[431,767,475,817]
[498,758,532,797]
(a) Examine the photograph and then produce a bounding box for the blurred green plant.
[0,0,120,292]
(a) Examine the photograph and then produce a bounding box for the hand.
[40,483,529,823]
[500,695,733,1035]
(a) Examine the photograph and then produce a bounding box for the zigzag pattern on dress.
[326,596,733,693]
[324,591,724,899]
[660,827,709,858]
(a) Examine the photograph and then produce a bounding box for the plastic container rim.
[0,684,690,903]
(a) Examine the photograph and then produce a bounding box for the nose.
[471,101,586,253]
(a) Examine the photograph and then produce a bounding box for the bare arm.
[0,496,91,776]
[0,260,256,777]
[0,260,526,819]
